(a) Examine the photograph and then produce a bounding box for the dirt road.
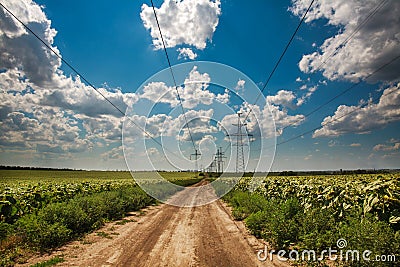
[20,181,286,267]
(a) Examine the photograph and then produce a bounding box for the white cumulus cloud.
[0,0,61,87]
[137,66,230,109]
[373,140,400,151]
[313,83,400,137]
[220,102,305,139]
[0,0,138,160]
[235,79,245,91]
[140,0,221,58]
[177,47,198,60]
[291,0,400,83]
[267,90,297,109]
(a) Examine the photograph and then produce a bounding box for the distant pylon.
[190,149,201,172]
[215,147,226,173]
[228,111,253,173]
[207,158,216,173]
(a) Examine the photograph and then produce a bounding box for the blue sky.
[0,0,399,171]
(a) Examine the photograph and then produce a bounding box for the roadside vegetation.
[0,169,201,267]
[223,174,400,266]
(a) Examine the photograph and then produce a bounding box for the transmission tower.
[228,112,253,173]
[190,149,201,172]
[215,147,226,173]
[207,158,216,173]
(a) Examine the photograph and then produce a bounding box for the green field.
[0,169,131,180]
[2,171,399,266]
[222,174,400,266]
[0,169,201,267]
[0,169,199,182]
[0,169,202,224]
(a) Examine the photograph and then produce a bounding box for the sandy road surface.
[20,181,287,267]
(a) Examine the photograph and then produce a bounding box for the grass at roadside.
[1,186,155,266]
[29,256,64,267]
[0,169,201,267]
[222,174,400,266]
[159,171,203,186]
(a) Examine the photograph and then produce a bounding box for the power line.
[0,3,126,118]
[242,0,388,137]
[234,0,395,154]
[257,0,395,150]
[221,0,315,156]
[0,2,183,165]
[242,0,316,123]
[150,0,197,154]
[311,0,388,77]
[248,53,400,153]
[279,53,400,134]
[293,0,388,96]
[276,85,400,147]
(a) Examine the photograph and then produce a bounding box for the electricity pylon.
[215,147,226,173]
[228,111,253,173]
[190,149,201,172]
[207,158,216,173]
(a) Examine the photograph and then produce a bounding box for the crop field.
[223,173,400,265]
[0,170,201,224]
[2,170,400,266]
[0,169,200,266]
